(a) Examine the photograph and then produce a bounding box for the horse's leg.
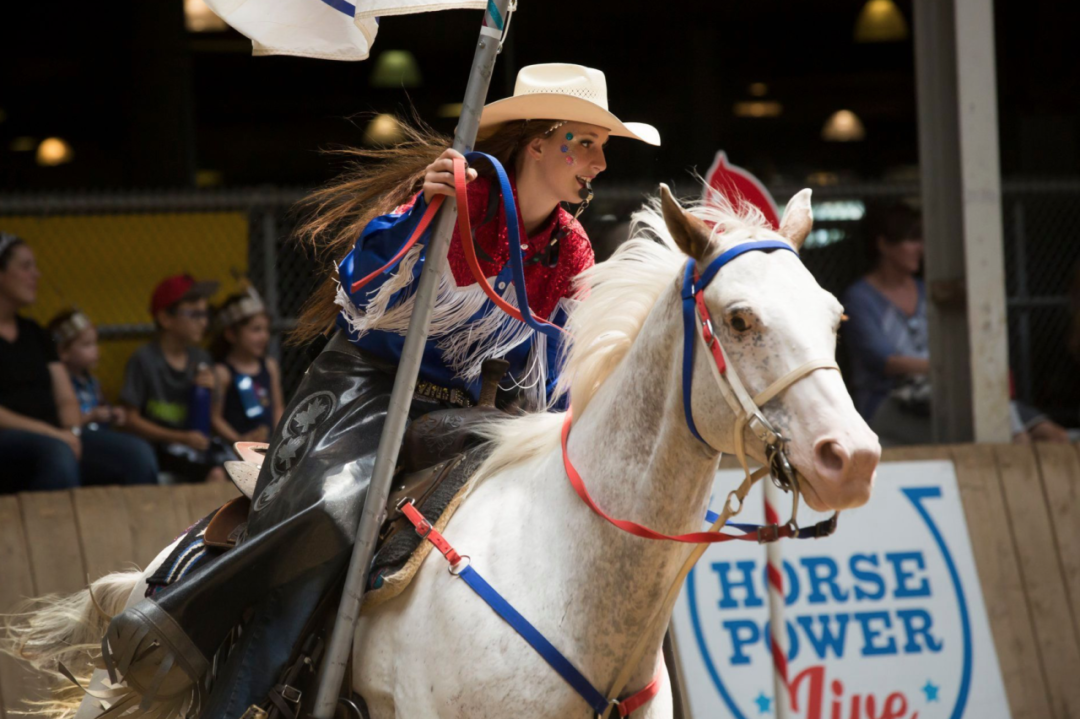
[72,538,181,719]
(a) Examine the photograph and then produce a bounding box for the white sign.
[671,461,1010,719]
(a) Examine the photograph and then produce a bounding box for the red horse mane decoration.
[703,151,781,230]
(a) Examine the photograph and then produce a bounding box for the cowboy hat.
[478,64,661,146]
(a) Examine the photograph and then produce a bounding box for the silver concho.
[253,390,338,512]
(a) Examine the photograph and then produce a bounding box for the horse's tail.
[0,570,144,719]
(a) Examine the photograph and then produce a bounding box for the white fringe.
[335,259,559,402]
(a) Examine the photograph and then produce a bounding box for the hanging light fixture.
[822,110,866,142]
[370,50,423,88]
[185,0,227,32]
[363,114,406,146]
[36,137,74,166]
[854,0,909,43]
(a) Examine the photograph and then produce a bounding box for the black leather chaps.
[101,333,450,718]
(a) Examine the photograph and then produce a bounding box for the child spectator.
[120,274,227,483]
[46,308,159,483]
[0,233,156,492]
[210,286,284,445]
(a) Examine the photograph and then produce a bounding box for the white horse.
[3,186,879,719]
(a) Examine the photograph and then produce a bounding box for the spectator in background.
[47,308,159,480]
[842,204,1068,445]
[0,233,156,492]
[209,286,284,446]
[120,274,227,483]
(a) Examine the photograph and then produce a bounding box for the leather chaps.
[100,333,451,718]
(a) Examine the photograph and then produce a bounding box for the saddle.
[98,342,510,719]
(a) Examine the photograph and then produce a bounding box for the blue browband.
[680,240,800,444]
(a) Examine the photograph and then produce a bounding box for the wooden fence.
[0,482,239,719]
[2,444,1079,718]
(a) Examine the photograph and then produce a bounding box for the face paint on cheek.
[565,155,575,166]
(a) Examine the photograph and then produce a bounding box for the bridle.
[678,241,841,530]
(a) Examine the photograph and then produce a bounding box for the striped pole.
[764,480,790,719]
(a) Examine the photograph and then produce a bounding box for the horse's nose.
[813,438,850,483]
[811,436,879,508]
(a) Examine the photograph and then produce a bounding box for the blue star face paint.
[561,144,569,153]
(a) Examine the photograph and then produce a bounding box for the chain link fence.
[2,178,1077,427]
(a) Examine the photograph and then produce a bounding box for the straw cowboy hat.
[479,63,661,146]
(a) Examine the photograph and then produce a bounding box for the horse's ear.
[778,189,813,251]
[660,184,713,261]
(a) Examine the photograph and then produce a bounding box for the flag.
[203,0,488,61]
[703,151,781,229]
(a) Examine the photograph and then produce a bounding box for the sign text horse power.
[671,461,1010,719]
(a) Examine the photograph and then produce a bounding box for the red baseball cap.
[150,274,220,316]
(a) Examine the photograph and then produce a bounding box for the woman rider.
[100,63,659,718]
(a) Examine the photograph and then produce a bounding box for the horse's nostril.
[815,440,847,476]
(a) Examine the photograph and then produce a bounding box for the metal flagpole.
[311,2,514,715]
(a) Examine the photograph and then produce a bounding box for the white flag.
[353,0,486,19]
[203,0,490,62]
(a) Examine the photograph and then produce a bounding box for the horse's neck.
[563,289,722,686]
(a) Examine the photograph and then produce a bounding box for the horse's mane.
[473,187,776,481]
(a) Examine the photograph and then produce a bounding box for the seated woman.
[842,203,1067,445]
[101,63,660,718]
[0,234,158,493]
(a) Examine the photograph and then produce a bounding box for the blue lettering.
[854,611,897,656]
[800,556,849,604]
[897,608,944,653]
[796,614,850,659]
[849,554,886,601]
[886,552,931,598]
[712,561,764,609]
[764,619,802,662]
[723,620,760,665]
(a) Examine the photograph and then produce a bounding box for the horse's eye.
[731,316,749,332]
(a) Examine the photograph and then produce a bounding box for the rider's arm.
[340,176,491,312]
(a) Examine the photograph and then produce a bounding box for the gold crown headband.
[215,286,267,331]
[52,311,93,346]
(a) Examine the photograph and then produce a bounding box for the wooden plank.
[18,491,86,596]
[122,485,191,571]
[952,445,1050,719]
[996,444,1080,718]
[1034,444,1080,662]
[0,497,44,719]
[881,444,952,462]
[71,486,136,581]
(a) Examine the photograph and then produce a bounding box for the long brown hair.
[290,116,561,345]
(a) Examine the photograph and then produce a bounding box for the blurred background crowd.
[2,0,1078,491]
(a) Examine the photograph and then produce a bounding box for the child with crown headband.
[209,286,284,445]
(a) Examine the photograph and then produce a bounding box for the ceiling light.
[734,101,783,118]
[438,103,463,118]
[185,0,227,32]
[370,50,422,88]
[854,0,909,42]
[36,137,74,166]
[822,110,866,142]
[363,114,406,146]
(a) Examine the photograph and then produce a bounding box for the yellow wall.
[1,212,249,400]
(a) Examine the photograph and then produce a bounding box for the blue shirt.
[841,278,928,419]
[335,190,573,409]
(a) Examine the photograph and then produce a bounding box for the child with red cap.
[119,274,228,483]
